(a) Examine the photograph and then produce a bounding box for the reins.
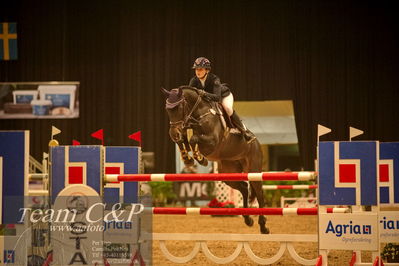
[169,90,211,129]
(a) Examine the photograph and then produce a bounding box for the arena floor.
[152,215,370,265]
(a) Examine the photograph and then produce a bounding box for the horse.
[161,86,269,234]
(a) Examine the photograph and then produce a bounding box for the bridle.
[167,90,214,132]
[168,93,202,129]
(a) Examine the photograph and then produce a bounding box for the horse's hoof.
[184,157,195,166]
[244,217,254,227]
[261,227,270,234]
[199,158,208,166]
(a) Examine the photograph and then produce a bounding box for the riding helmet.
[192,57,211,69]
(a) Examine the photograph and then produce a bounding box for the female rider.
[188,57,253,142]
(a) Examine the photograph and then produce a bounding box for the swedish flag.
[0,22,18,60]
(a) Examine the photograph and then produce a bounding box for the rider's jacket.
[189,73,231,102]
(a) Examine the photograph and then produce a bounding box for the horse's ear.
[161,87,170,97]
[177,87,183,98]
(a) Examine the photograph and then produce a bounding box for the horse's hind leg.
[243,140,269,234]
[224,180,254,227]
[250,181,270,234]
[219,160,254,227]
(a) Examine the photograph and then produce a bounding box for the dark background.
[1,0,398,173]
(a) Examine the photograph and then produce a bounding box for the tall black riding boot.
[230,111,255,142]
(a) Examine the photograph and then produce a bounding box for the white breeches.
[222,93,234,116]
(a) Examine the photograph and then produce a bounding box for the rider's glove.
[204,92,219,102]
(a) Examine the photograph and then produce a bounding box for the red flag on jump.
[129,131,141,146]
[72,139,80,146]
[91,129,104,145]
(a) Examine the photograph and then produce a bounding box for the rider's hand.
[204,95,212,102]
[205,92,218,101]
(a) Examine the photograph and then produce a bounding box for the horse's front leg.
[188,134,208,166]
[193,143,208,166]
[176,140,194,166]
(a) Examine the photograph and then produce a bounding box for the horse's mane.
[177,86,201,101]
[179,85,200,94]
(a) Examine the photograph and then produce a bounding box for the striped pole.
[105,171,316,183]
[263,185,318,190]
[146,207,348,215]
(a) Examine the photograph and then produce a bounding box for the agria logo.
[325,220,372,237]
[380,217,399,230]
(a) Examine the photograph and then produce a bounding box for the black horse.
[162,86,269,234]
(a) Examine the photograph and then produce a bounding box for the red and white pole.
[146,207,348,216]
[263,184,318,190]
[105,171,316,183]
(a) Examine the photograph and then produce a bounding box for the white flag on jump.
[51,126,61,139]
[317,124,331,138]
[349,127,364,140]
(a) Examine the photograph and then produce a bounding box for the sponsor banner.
[319,213,378,251]
[103,209,140,244]
[102,209,141,265]
[379,211,399,243]
[52,185,103,266]
[173,182,213,201]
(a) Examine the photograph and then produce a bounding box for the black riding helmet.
[192,57,211,69]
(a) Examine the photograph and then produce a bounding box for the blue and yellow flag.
[0,22,18,60]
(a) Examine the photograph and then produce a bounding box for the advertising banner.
[319,213,379,251]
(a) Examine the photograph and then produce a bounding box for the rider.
[189,57,254,142]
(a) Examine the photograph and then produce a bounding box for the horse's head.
[161,87,186,142]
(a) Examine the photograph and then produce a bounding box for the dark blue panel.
[69,146,102,194]
[105,147,139,203]
[50,146,65,203]
[380,142,399,204]
[380,187,390,204]
[319,141,356,205]
[340,141,377,206]
[0,131,27,223]
[104,188,120,205]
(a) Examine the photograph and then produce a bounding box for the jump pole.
[147,207,348,215]
[105,171,316,182]
[263,184,318,190]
